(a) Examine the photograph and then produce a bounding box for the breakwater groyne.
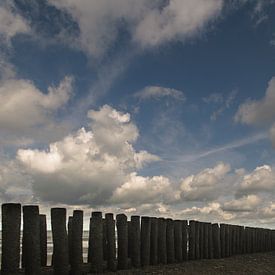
[1,203,275,274]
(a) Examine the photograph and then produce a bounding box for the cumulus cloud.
[235,76,275,126]
[180,162,231,201]
[180,202,235,222]
[48,0,223,56]
[0,76,73,132]
[237,165,275,195]
[111,172,177,205]
[135,85,185,101]
[17,105,160,205]
[0,3,30,45]
[222,194,261,212]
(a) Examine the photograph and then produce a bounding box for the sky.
[1,0,275,228]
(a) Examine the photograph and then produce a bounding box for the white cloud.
[48,0,223,56]
[235,76,275,125]
[180,162,231,201]
[180,202,235,222]
[135,85,185,101]
[133,0,223,48]
[222,194,261,212]
[17,105,159,205]
[0,76,73,132]
[237,165,275,195]
[0,3,30,45]
[111,172,177,205]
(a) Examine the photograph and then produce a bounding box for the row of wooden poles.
[2,203,275,275]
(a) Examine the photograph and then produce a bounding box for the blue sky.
[1,0,275,227]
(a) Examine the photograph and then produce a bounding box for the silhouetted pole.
[157,218,167,264]
[195,221,200,260]
[51,208,69,275]
[182,220,188,261]
[103,218,107,261]
[23,205,41,275]
[203,222,209,259]
[130,215,141,267]
[127,221,131,260]
[212,223,221,259]
[116,214,128,270]
[71,210,83,275]
[208,223,213,259]
[1,203,21,275]
[39,214,47,267]
[199,222,204,259]
[189,220,196,260]
[174,220,182,262]
[225,224,230,257]
[141,216,151,266]
[150,217,158,265]
[90,211,103,272]
[68,216,73,267]
[220,223,226,258]
[105,213,116,271]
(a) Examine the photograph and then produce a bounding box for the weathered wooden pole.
[225,224,230,257]
[208,223,213,259]
[157,218,167,264]
[127,221,131,260]
[212,223,221,259]
[166,218,175,264]
[23,205,41,275]
[51,208,69,275]
[1,203,21,275]
[220,223,226,258]
[199,222,204,259]
[174,220,183,262]
[39,214,47,267]
[71,210,83,275]
[150,217,158,265]
[188,220,196,260]
[130,215,141,267]
[68,216,73,267]
[195,221,200,260]
[90,211,103,272]
[141,216,151,266]
[203,222,209,259]
[116,214,128,270]
[182,220,188,261]
[105,213,116,271]
[103,218,108,261]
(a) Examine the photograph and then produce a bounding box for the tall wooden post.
[39,215,47,267]
[150,217,158,265]
[141,216,151,266]
[71,210,83,275]
[116,214,128,270]
[130,215,141,268]
[157,218,167,264]
[1,203,21,274]
[51,208,69,275]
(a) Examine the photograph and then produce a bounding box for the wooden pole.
[23,205,41,275]
[1,203,21,274]
[90,211,103,272]
[116,214,128,270]
[130,215,141,268]
[71,210,83,275]
[157,218,167,264]
[39,214,47,267]
[51,208,69,275]
[141,216,151,266]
